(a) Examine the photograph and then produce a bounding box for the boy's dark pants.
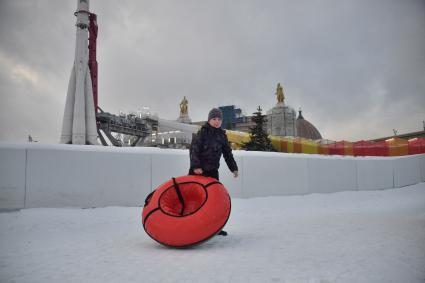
[188,168,219,180]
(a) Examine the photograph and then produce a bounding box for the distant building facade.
[194,83,323,140]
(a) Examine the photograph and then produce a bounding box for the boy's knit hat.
[208,108,223,121]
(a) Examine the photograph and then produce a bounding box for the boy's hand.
[233,171,239,178]
[194,168,203,175]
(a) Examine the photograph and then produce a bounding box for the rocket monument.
[60,0,98,145]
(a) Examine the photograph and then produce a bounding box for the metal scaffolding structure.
[96,107,158,146]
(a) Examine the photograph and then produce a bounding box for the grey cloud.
[0,0,424,143]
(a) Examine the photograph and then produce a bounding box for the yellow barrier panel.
[229,142,241,150]
[386,137,408,156]
[226,131,412,157]
[269,135,282,152]
[226,130,250,148]
[285,138,294,153]
[293,138,302,153]
[301,139,319,154]
[280,139,288,153]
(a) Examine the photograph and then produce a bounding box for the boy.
[188,108,239,236]
[189,108,239,180]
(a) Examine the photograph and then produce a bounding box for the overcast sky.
[0,0,424,143]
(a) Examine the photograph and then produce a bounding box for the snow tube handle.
[172,177,185,215]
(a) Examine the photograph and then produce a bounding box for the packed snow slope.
[1,183,424,283]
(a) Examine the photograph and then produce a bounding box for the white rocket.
[60,0,98,145]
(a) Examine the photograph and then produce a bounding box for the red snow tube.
[142,175,231,248]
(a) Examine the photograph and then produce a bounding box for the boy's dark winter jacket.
[190,123,238,173]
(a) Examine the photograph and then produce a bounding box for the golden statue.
[275,83,285,103]
[180,96,188,115]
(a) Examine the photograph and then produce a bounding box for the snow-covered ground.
[1,183,424,283]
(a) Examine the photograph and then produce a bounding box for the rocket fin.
[60,65,76,143]
[72,61,87,145]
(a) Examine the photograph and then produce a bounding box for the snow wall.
[0,142,424,209]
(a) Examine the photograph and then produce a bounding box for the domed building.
[296,109,322,140]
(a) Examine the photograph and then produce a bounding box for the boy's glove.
[233,171,239,178]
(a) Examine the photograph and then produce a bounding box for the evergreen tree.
[242,106,275,151]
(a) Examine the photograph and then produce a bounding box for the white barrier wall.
[151,149,189,190]
[393,155,422,188]
[308,157,358,194]
[0,145,26,209]
[356,158,394,191]
[25,145,152,208]
[0,142,424,209]
[420,154,425,182]
[242,152,309,197]
[219,155,243,198]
